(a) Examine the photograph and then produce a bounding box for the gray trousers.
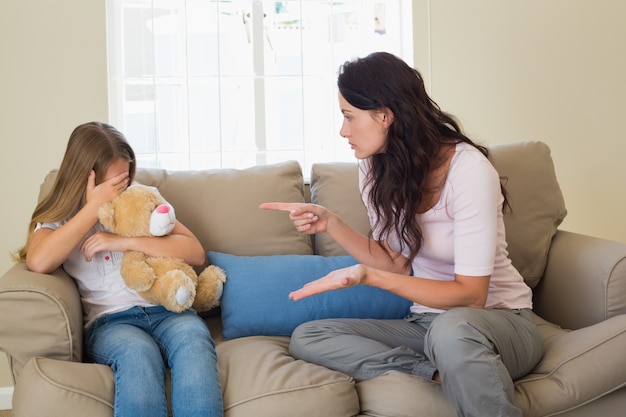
[289,307,543,417]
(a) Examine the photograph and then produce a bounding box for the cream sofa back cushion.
[489,141,567,287]
[310,162,371,256]
[135,160,313,256]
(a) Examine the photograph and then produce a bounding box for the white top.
[35,221,154,328]
[359,142,533,314]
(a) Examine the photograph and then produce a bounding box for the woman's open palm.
[288,264,366,301]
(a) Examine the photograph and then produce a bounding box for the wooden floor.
[0,410,11,417]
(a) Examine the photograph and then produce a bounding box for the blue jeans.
[85,306,223,417]
[290,307,543,417]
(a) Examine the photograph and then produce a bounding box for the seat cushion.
[513,313,626,417]
[16,338,360,417]
[353,314,626,417]
[217,336,360,417]
[357,371,456,417]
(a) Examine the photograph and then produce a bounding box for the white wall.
[0,0,108,390]
[2,0,625,395]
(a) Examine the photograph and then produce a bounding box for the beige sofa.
[1,141,625,417]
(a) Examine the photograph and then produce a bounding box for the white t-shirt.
[359,142,533,314]
[35,221,154,328]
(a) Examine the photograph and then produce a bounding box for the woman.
[261,52,543,417]
[16,122,223,417]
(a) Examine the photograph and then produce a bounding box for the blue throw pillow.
[209,251,413,340]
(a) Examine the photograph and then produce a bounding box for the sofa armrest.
[533,230,626,330]
[0,262,83,380]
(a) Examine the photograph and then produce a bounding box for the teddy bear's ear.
[98,203,115,231]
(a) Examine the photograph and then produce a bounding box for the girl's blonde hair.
[14,122,136,262]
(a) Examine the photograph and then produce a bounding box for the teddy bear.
[98,183,226,313]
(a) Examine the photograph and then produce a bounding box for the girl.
[261,52,543,417]
[17,121,223,417]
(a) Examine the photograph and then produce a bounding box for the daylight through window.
[107,0,413,174]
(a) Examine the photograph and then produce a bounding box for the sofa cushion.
[310,162,371,257]
[355,314,626,417]
[513,313,626,417]
[209,252,413,340]
[357,371,456,417]
[488,141,567,288]
[217,336,360,417]
[134,160,313,256]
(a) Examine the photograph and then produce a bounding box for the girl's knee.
[116,350,166,381]
[123,340,163,364]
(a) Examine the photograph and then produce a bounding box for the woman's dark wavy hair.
[337,52,492,267]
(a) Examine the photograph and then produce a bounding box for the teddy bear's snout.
[149,204,176,236]
[156,204,171,214]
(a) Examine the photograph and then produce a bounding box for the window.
[106,0,413,173]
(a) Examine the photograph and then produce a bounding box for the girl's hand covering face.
[86,167,129,208]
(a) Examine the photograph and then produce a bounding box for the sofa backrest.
[38,141,566,288]
[488,141,567,287]
[39,160,314,260]
[309,162,371,257]
[133,160,314,257]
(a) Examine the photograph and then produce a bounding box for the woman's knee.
[290,321,322,359]
[289,319,348,360]
[424,308,491,366]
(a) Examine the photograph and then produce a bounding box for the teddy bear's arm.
[120,250,157,292]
